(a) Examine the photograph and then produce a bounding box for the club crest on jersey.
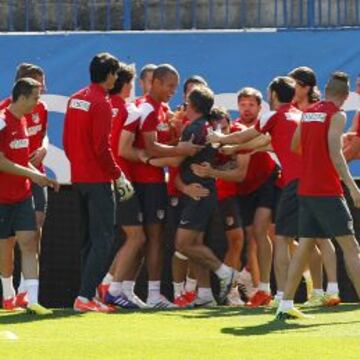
[10,138,29,149]
[157,209,165,220]
[302,112,327,123]
[69,99,91,112]
[157,122,170,132]
[32,113,40,124]
[170,197,179,207]
[27,124,42,136]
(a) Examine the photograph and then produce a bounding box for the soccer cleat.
[104,293,139,309]
[218,269,237,305]
[15,292,29,308]
[146,295,178,309]
[269,297,281,308]
[183,291,197,304]
[322,293,341,307]
[173,295,190,308]
[92,298,116,313]
[127,293,149,309]
[2,297,23,311]
[246,290,272,308]
[303,294,324,307]
[226,287,245,306]
[194,297,217,307]
[237,269,256,301]
[73,298,100,313]
[27,303,53,315]
[97,283,110,303]
[276,307,314,320]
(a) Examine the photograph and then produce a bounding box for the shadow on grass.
[0,309,81,325]
[221,318,360,337]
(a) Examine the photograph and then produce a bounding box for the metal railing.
[0,0,359,32]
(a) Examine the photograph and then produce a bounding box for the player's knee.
[17,235,37,253]
[175,238,189,256]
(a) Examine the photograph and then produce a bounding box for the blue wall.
[1,29,360,180]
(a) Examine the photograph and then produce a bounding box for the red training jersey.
[298,100,343,196]
[63,83,121,183]
[255,103,302,186]
[0,109,32,203]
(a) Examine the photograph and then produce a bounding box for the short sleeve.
[255,111,277,134]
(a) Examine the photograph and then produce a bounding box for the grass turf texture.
[1,304,360,360]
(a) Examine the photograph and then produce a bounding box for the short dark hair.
[288,66,320,103]
[188,86,214,116]
[139,64,157,80]
[109,63,135,95]
[183,75,208,95]
[237,87,263,105]
[12,77,41,102]
[208,107,230,124]
[326,71,350,97]
[153,64,179,82]
[15,63,44,81]
[90,52,120,83]
[268,76,296,103]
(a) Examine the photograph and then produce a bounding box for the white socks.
[1,276,16,300]
[258,282,271,294]
[24,279,39,306]
[173,282,184,298]
[198,287,214,300]
[278,299,294,312]
[148,281,161,300]
[109,282,123,297]
[326,282,339,295]
[18,273,26,294]
[102,273,114,285]
[122,281,135,298]
[215,264,232,279]
[184,277,197,293]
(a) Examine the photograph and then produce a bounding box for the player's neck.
[187,112,202,122]
[148,90,162,104]
[325,96,343,108]
[8,103,25,120]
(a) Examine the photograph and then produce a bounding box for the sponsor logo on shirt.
[9,138,29,149]
[69,98,91,112]
[302,112,327,123]
[285,111,302,122]
[27,124,42,136]
[156,122,170,132]
[32,112,40,124]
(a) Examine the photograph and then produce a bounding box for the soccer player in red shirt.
[0,78,58,315]
[139,64,157,96]
[0,63,49,307]
[63,53,134,313]
[277,72,360,319]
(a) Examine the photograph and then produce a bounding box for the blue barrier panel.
[0,29,359,181]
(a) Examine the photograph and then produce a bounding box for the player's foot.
[218,269,236,305]
[246,290,272,308]
[2,297,23,311]
[127,293,149,309]
[237,269,256,300]
[322,293,341,306]
[183,291,197,304]
[74,298,100,313]
[27,303,53,315]
[226,287,245,306]
[97,283,110,303]
[276,306,314,320]
[269,297,281,308]
[173,295,191,308]
[303,293,323,307]
[93,299,116,313]
[15,292,29,308]
[194,297,217,307]
[105,293,139,309]
[146,295,178,309]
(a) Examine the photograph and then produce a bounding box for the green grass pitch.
[1,304,360,360]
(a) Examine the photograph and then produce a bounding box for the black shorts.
[275,180,299,237]
[238,170,277,227]
[272,185,283,224]
[133,183,168,224]
[0,197,37,239]
[32,183,48,213]
[298,195,354,238]
[116,192,143,227]
[178,192,217,232]
[167,195,184,228]
[218,196,243,231]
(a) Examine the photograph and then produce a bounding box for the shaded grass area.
[1,304,360,360]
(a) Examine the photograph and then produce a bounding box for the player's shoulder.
[0,112,7,131]
[124,103,142,126]
[258,110,277,129]
[137,100,155,121]
[37,99,48,112]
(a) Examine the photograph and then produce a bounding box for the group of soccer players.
[1,53,360,320]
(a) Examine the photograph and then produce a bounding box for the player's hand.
[350,185,360,208]
[137,149,150,164]
[177,134,204,156]
[207,131,224,145]
[219,145,237,156]
[191,162,213,178]
[29,147,47,168]
[30,173,60,192]
[183,183,209,201]
[115,172,134,202]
